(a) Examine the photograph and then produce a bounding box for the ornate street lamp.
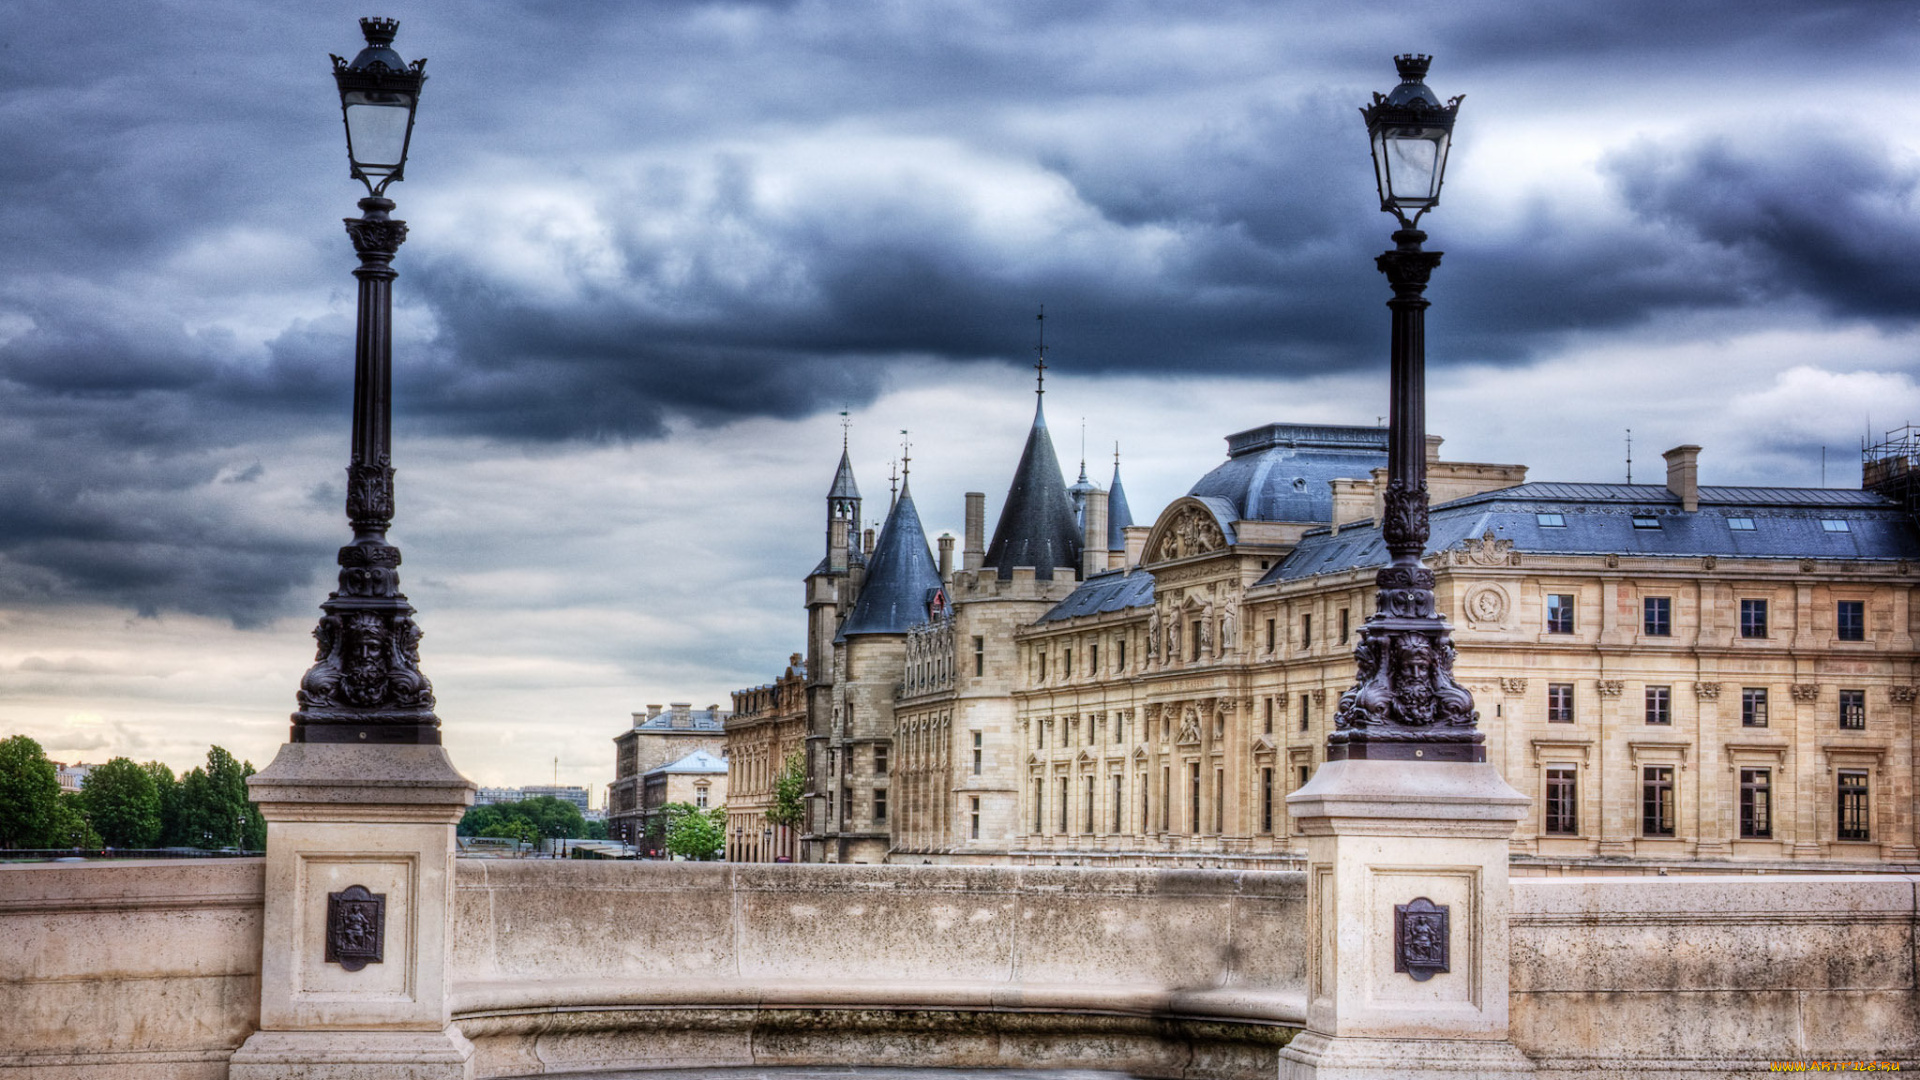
[289,18,438,746]
[1329,55,1481,762]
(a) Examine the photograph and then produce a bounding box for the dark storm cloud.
[1,0,1917,621]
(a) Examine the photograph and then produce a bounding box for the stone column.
[229,744,476,1080]
[1279,759,1534,1079]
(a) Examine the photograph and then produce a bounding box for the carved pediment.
[1151,503,1229,563]
[1251,733,1277,754]
[1131,744,1149,762]
[1026,752,1041,766]
[1451,529,1519,568]
[1076,748,1097,765]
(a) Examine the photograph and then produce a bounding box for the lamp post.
[1329,55,1482,763]
[290,17,437,746]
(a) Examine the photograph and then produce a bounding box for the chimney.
[646,704,663,719]
[1081,489,1109,580]
[863,527,876,559]
[1426,434,1444,464]
[937,533,955,584]
[1122,525,1150,570]
[827,516,851,573]
[1329,478,1372,535]
[1663,444,1701,512]
[963,492,985,570]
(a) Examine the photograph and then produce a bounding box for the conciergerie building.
[729,381,1920,870]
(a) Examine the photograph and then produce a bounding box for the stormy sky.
[4,1,1919,792]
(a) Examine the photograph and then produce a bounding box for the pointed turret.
[984,398,1083,580]
[838,478,943,636]
[829,448,861,504]
[1068,457,1098,532]
[1107,454,1134,551]
[824,448,863,573]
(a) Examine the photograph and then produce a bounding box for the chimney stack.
[1663,444,1701,512]
[828,516,851,573]
[963,492,985,570]
[1329,478,1372,535]
[1122,525,1150,571]
[863,527,876,559]
[1081,489,1109,580]
[1426,433,1444,464]
[937,533,955,585]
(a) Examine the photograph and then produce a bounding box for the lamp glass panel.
[1383,130,1442,208]
[344,93,412,174]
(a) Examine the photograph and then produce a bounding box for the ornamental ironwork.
[325,884,386,972]
[1394,896,1450,981]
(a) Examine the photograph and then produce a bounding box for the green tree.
[143,761,183,846]
[177,747,259,850]
[479,817,539,846]
[766,750,806,831]
[48,793,101,849]
[662,802,726,860]
[0,735,60,848]
[79,757,163,848]
[457,796,587,842]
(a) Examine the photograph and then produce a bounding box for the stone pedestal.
[1278,759,1535,1079]
[229,743,476,1080]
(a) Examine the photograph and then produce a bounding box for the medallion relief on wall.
[1463,584,1509,627]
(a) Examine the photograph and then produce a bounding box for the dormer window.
[1821,519,1851,532]
[1632,516,1660,529]
[1727,517,1755,530]
[1536,513,1566,527]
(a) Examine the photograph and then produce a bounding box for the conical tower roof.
[1107,459,1134,551]
[1068,458,1099,532]
[984,399,1082,580]
[838,479,943,637]
[828,448,861,501]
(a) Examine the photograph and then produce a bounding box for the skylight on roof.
[1822,519,1851,532]
[1632,516,1660,529]
[1536,513,1565,527]
[1727,517,1755,531]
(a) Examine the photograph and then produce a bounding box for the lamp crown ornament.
[359,16,400,48]
[1394,53,1432,81]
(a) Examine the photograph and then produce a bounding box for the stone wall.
[0,860,264,1080]
[449,861,1306,1078]
[1510,874,1920,1076]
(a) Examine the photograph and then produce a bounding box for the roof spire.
[1078,418,1088,483]
[1034,305,1048,398]
[840,405,851,451]
[900,429,911,484]
[888,457,898,511]
[1107,443,1135,552]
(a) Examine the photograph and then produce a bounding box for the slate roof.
[633,706,728,732]
[1187,423,1388,523]
[984,399,1082,579]
[645,749,728,777]
[1036,568,1156,623]
[838,480,944,637]
[1261,482,1920,585]
[828,448,861,500]
[1107,461,1134,551]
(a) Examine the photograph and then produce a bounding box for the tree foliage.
[0,735,60,848]
[766,750,806,830]
[79,757,162,848]
[48,793,101,848]
[457,796,589,842]
[662,802,726,860]
[174,747,261,851]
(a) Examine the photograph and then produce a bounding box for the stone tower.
[801,447,866,862]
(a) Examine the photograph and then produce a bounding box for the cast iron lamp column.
[1328,55,1483,763]
[291,17,438,745]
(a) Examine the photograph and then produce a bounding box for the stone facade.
[608,703,728,846]
[725,654,807,862]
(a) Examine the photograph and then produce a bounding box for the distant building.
[726,653,808,862]
[609,703,729,845]
[639,749,729,855]
[473,785,591,813]
[53,763,93,794]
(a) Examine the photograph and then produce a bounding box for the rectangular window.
[1113,775,1124,833]
[696,786,709,808]
[1300,694,1311,731]
[972,731,982,774]
[1839,689,1866,730]
[1116,713,1125,743]
[1547,683,1574,724]
[1837,601,1865,641]
[874,747,888,776]
[1298,765,1310,789]
[1265,618,1276,650]
[970,796,981,840]
[1189,762,1201,836]
[1191,621,1202,660]
[1544,766,1577,835]
[874,788,887,825]
[1537,513,1566,527]
[1822,518,1851,532]
[1739,768,1771,839]
[1038,651,1047,680]
[1264,697,1274,735]
[1546,593,1575,634]
[1727,516,1755,530]
[1161,767,1170,832]
[1742,687,1768,728]
[1644,596,1671,637]
[974,636,985,677]
[1063,649,1072,677]
[1740,598,1767,639]
[1302,613,1313,648]
[1214,768,1224,834]
[1338,608,1350,644]
[1090,642,1099,672]
[843,786,854,823]
[829,749,837,776]
[1632,515,1661,529]
[1838,772,1870,841]
[1037,721,1046,750]
[1642,766,1675,837]
[1116,637,1126,669]
[1261,767,1274,834]
[1645,685,1671,725]
[1085,776,1095,834]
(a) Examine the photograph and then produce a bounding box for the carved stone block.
[1498,678,1528,694]
[1694,682,1721,700]
[1791,683,1820,703]
[1596,680,1624,697]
